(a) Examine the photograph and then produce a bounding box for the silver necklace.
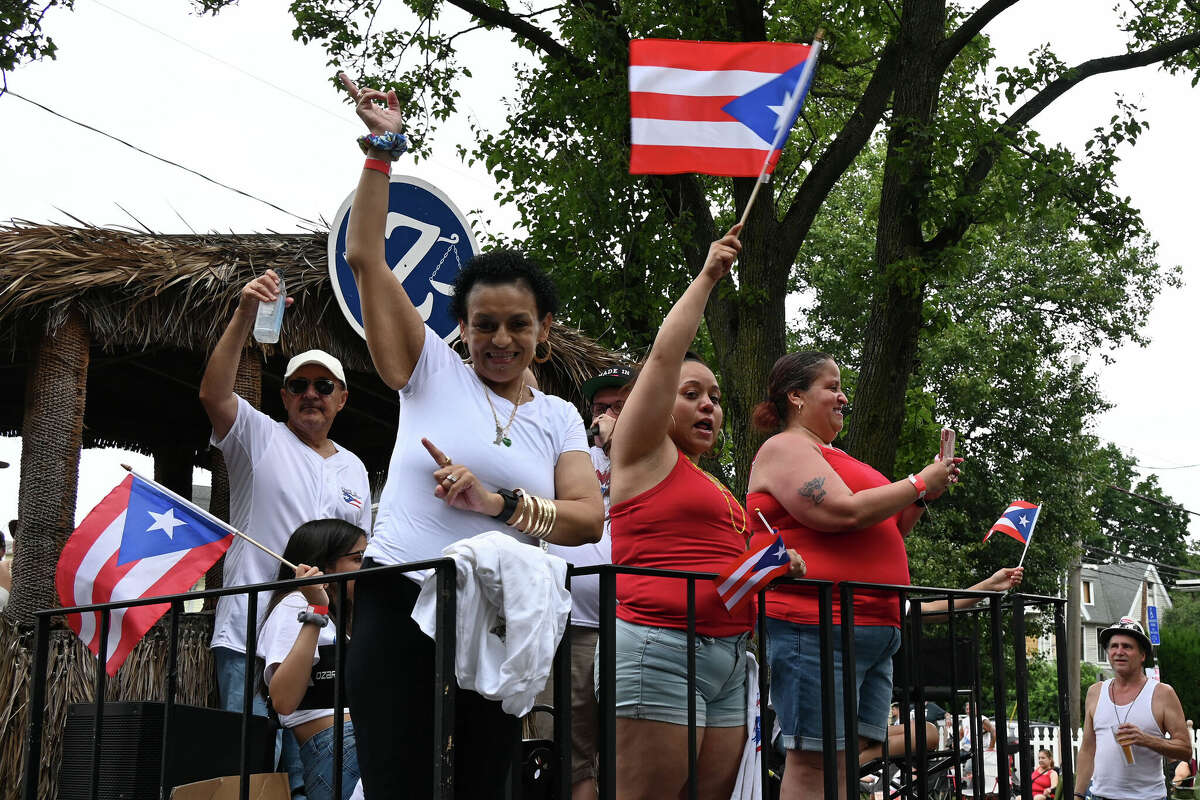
[483,376,526,447]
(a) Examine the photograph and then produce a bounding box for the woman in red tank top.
[1030,748,1058,800]
[745,352,961,800]
[607,225,802,800]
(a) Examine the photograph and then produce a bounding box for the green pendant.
[502,437,512,447]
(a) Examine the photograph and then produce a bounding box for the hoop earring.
[533,340,552,364]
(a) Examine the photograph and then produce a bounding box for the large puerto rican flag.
[629,38,819,177]
[55,473,235,675]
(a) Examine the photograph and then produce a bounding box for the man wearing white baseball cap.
[200,269,372,796]
[1075,617,1190,800]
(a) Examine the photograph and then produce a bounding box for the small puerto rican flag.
[714,530,792,614]
[984,501,1040,544]
[342,488,363,510]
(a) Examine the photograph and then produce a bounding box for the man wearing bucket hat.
[533,363,634,799]
[201,270,372,795]
[1075,617,1190,800]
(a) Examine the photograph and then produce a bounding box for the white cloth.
[730,652,762,800]
[349,780,364,800]
[366,326,588,573]
[411,531,572,716]
[1091,677,1164,800]
[545,446,612,628]
[210,395,372,653]
[0,585,8,613]
[257,591,345,728]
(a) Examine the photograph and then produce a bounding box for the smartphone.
[939,428,956,462]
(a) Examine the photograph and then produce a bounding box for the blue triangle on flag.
[117,477,231,565]
[722,59,813,146]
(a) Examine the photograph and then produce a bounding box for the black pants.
[347,559,520,799]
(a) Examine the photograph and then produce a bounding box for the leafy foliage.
[0,0,75,73]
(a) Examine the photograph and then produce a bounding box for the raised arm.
[338,73,426,390]
[611,226,741,468]
[917,567,1024,620]
[200,270,291,440]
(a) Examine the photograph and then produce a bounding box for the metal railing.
[23,560,1067,800]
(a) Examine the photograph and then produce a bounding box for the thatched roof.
[0,222,620,471]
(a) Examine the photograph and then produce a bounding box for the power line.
[2,90,321,227]
[91,0,354,130]
[1105,484,1200,517]
[1136,462,1200,470]
[1082,544,1200,579]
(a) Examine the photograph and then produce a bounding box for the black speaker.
[58,701,273,800]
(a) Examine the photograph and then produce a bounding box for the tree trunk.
[7,311,89,625]
[706,178,789,496]
[844,0,947,474]
[153,447,193,501]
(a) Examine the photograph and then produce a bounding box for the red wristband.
[363,158,391,176]
[907,473,927,499]
[308,604,329,616]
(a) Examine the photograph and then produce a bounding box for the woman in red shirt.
[746,352,960,800]
[608,225,801,800]
[1030,749,1058,800]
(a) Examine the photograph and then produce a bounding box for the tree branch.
[778,40,901,257]
[937,0,1024,70]
[927,28,1200,253]
[444,0,582,71]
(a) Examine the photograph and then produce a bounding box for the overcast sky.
[0,0,1195,547]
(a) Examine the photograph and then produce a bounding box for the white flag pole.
[121,464,297,570]
[1016,505,1041,569]
[737,29,824,229]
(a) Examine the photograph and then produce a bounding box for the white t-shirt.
[545,446,612,628]
[367,326,589,572]
[211,395,372,653]
[258,591,345,728]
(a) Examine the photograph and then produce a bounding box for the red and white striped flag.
[55,473,235,675]
[714,532,792,614]
[629,38,820,176]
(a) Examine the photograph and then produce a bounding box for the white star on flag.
[146,507,187,540]
[1018,514,1029,527]
[774,545,787,558]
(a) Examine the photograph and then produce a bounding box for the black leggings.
[347,559,520,799]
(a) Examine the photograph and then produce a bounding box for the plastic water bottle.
[252,271,286,344]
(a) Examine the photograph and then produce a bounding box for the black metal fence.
[23,561,1068,800]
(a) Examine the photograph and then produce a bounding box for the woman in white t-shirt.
[258,519,366,800]
[336,74,604,798]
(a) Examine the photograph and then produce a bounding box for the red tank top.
[610,449,754,636]
[746,444,909,627]
[1030,769,1054,796]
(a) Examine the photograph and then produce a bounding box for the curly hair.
[449,249,559,321]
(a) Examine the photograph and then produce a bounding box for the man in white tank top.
[1075,618,1190,800]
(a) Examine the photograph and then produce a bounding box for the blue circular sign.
[328,175,480,344]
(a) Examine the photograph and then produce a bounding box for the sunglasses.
[286,378,338,396]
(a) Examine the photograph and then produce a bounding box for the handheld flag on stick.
[55,469,292,675]
[628,34,822,181]
[984,500,1041,568]
[714,510,793,614]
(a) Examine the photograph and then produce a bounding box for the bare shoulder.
[1084,681,1103,705]
[1152,681,1183,706]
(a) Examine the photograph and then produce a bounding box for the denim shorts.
[766,618,900,750]
[299,720,359,800]
[599,618,749,727]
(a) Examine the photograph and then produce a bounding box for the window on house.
[1082,580,1094,605]
[1095,628,1106,663]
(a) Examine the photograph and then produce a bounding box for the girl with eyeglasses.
[258,519,367,800]
[336,73,604,798]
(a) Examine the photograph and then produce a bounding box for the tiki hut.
[0,222,619,799]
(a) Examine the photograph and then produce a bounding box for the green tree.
[1157,624,1200,728]
[192,0,1199,494]
[0,0,75,73]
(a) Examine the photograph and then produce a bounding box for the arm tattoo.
[798,476,827,506]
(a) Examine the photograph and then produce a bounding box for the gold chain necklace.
[683,457,747,537]
[483,376,526,447]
